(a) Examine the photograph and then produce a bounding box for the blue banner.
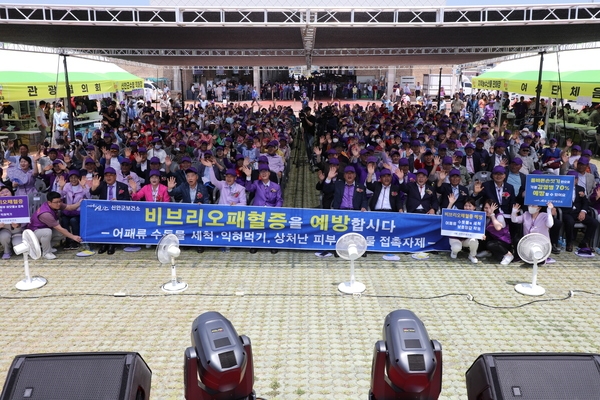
[440,209,486,239]
[0,195,30,224]
[80,200,450,253]
[524,175,574,207]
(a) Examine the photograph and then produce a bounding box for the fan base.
[16,276,47,291]
[514,283,545,296]
[162,280,188,293]
[338,281,366,294]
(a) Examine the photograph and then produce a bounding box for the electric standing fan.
[156,234,187,293]
[14,229,46,291]
[335,233,368,294]
[515,233,552,296]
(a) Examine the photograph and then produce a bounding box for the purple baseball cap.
[225,169,237,176]
[380,168,391,175]
[492,166,506,174]
[104,167,116,175]
[149,157,160,164]
[511,158,523,165]
[149,170,161,177]
[344,166,356,174]
[416,168,428,176]
[449,169,460,177]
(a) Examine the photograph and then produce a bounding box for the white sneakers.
[43,253,56,260]
[500,253,514,265]
[468,255,479,264]
[450,251,458,259]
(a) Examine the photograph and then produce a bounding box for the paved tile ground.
[1,124,600,399]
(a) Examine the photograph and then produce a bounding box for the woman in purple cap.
[57,170,91,250]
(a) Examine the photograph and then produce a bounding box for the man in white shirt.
[36,101,48,142]
[52,103,68,146]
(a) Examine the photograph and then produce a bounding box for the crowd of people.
[306,96,600,263]
[1,88,599,263]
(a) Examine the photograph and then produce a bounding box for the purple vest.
[486,216,511,244]
[28,202,57,231]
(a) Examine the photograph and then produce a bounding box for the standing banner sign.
[524,175,574,207]
[440,209,486,239]
[0,195,30,223]
[80,200,450,252]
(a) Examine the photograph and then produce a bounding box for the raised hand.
[433,156,441,166]
[394,168,404,182]
[327,165,338,180]
[488,202,499,216]
[317,170,325,181]
[165,155,172,168]
[167,176,177,190]
[91,174,101,191]
[438,170,447,182]
[56,175,66,189]
[200,158,212,167]
[367,163,376,175]
[241,165,252,176]
[447,193,456,207]
[513,203,521,211]
[129,179,137,193]
[313,146,322,156]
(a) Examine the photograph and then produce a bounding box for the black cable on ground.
[0,290,579,309]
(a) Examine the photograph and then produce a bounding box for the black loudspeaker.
[466,353,600,400]
[0,352,151,400]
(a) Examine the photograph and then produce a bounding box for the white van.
[144,80,163,103]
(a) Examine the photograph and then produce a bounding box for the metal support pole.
[62,54,75,142]
[533,51,545,132]
[437,67,442,110]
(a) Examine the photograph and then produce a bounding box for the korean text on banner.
[80,200,450,252]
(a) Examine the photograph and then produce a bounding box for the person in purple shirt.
[477,199,514,265]
[241,164,283,255]
[27,191,83,260]
[202,159,247,206]
[56,170,91,250]
[265,140,285,179]
[242,164,283,208]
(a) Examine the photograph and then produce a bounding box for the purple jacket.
[28,202,57,231]
[59,183,90,216]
